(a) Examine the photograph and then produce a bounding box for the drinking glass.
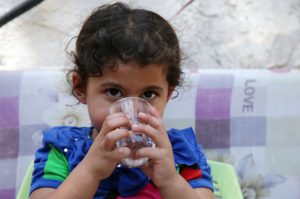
[109,97,155,167]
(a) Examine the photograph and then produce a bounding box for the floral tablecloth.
[0,69,299,198]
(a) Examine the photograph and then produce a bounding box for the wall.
[1,0,300,70]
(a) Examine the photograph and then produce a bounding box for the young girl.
[30,2,214,199]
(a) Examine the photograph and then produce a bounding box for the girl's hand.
[82,113,132,180]
[132,107,178,189]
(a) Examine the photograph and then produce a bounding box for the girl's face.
[74,62,173,133]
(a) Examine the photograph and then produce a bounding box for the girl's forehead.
[90,62,169,89]
[103,62,167,79]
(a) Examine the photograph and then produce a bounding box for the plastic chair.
[17,160,243,199]
[208,160,243,199]
[17,161,34,199]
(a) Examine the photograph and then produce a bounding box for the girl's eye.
[106,88,122,97]
[143,91,157,100]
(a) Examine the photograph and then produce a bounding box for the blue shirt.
[30,126,213,198]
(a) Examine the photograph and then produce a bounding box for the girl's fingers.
[105,113,131,129]
[111,147,131,160]
[131,123,158,143]
[131,123,169,148]
[149,106,161,117]
[101,128,130,150]
[138,108,162,130]
[97,113,131,138]
[134,147,154,159]
[133,146,164,161]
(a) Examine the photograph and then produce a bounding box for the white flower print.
[236,154,286,199]
[42,104,90,127]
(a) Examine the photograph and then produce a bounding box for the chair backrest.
[208,160,243,199]
[17,160,243,199]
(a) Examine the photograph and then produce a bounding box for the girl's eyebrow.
[143,86,164,92]
[99,82,164,92]
[99,82,123,88]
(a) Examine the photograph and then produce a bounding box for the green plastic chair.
[17,160,243,199]
[17,161,34,199]
[208,160,243,199]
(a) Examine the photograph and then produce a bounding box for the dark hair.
[69,2,183,95]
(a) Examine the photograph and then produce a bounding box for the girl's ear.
[166,87,174,102]
[72,72,87,104]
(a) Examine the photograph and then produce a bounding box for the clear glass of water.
[109,97,155,168]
